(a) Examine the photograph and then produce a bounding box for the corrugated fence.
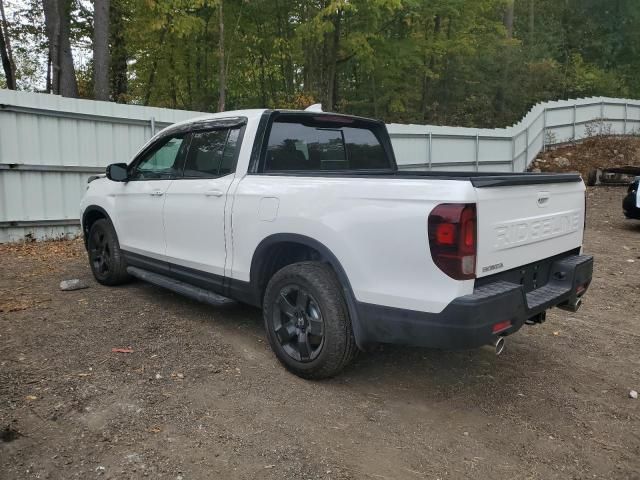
[0,90,205,242]
[1,89,639,242]
[389,97,640,172]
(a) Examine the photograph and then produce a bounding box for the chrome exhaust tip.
[558,297,582,313]
[493,337,505,356]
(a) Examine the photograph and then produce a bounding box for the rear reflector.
[576,282,588,296]
[492,320,512,333]
[428,204,477,280]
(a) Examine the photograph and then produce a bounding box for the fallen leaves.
[0,237,84,260]
[111,347,134,353]
[0,293,51,313]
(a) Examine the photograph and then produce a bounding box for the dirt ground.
[1,187,639,480]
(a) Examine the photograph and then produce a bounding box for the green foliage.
[4,0,640,127]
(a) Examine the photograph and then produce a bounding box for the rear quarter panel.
[230,175,477,313]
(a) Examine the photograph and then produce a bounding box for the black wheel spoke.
[296,290,309,310]
[274,320,297,343]
[297,331,311,360]
[89,227,112,276]
[308,317,323,336]
[278,292,296,318]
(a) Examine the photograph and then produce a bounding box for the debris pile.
[529,135,640,179]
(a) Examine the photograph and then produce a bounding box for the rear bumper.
[356,254,593,350]
[623,192,640,219]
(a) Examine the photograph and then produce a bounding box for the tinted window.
[220,128,241,175]
[342,127,388,169]
[130,135,186,180]
[264,116,391,172]
[183,128,241,178]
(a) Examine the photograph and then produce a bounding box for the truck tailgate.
[474,179,585,277]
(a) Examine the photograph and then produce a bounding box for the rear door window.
[263,115,392,172]
[182,128,241,178]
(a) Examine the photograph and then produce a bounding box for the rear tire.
[87,218,131,286]
[263,261,357,379]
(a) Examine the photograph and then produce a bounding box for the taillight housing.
[428,203,477,280]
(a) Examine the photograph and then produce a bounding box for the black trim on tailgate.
[475,248,581,292]
[470,173,582,188]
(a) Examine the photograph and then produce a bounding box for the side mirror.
[106,163,129,182]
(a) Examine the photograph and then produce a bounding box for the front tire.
[87,218,131,286]
[263,262,357,379]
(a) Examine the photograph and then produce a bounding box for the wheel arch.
[81,205,112,249]
[249,233,367,349]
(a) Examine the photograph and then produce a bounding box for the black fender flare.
[81,205,112,248]
[250,233,369,350]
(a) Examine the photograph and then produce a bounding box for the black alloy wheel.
[272,285,325,362]
[86,218,131,286]
[89,227,112,277]
[262,261,357,379]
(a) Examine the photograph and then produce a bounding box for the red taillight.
[492,320,512,333]
[436,223,456,245]
[428,204,477,280]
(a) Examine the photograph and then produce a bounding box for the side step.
[127,266,235,307]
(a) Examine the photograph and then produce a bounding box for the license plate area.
[474,248,581,294]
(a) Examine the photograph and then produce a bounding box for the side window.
[130,135,186,180]
[220,128,241,175]
[182,128,240,178]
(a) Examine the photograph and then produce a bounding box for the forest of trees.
[0,0,638,128]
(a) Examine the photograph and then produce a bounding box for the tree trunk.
[421,15,441,121]
[43,0,60,93]
[529,0,535,43]
[325,9,342,111]
[109,0,127,102]
[93,0,110,100]
[0,17,14,88]
[218,0,225,112]
[0,0,15,89]
[43,0,78,97]
[46,52,52,92]
[503,0,515,39]
[143,25,167,106]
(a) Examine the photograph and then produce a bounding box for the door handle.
[204,189,224,197]
[149,190,164,197]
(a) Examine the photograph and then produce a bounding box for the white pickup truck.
[80,109,593,378]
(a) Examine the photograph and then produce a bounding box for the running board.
[127,266,234,307]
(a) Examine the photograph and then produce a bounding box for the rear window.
[264,115,391,172]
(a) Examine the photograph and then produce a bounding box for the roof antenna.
[304,103,323,112]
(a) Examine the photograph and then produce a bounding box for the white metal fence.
[0,90,205,242]
[1,89,639,242]
[390,97,640,172]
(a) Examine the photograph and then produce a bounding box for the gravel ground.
[1,187,639,480]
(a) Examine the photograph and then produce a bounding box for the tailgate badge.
[537,192,550,208]
[482,262,504,273]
